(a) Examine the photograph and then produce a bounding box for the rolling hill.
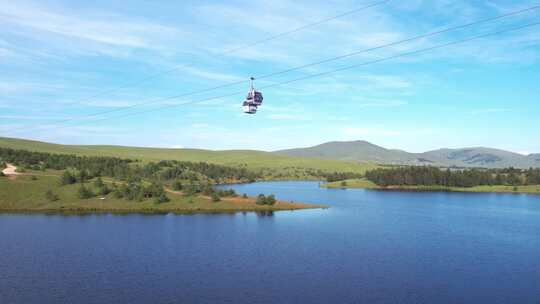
[0,137,375,174]
[276,140,539,169]
[2,137,537,171]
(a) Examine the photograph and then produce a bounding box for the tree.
[77,185,94,199]
[256,194,267,205]
[45,190,59,202]
[93,177,105,188]
[60,171,77,185]
[266,194,276,205]
[154,193,170,204]
[172,180,183,191]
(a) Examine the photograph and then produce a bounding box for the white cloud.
[0,2,177,48]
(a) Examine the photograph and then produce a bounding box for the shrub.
[340,181,347,187]
[77,185,95,199]
[45,190,59,202]
[60,171,77,185]
[93,177,105,188]
[256,194,267,205]
[211,193,221,202]
[172,180,183,191]
[30,175,38,181]
[154,193,170,204]
[266,194,276,205]
[98,185,111,196]
[255,194,277,205]
[242,193,248,199]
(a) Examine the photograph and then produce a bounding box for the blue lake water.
[1,181,540,303]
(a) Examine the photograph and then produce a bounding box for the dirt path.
[2,163,19,177]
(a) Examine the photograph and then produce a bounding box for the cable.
[40,21,540,132]
[43,1,390,108]
[8,0,389,133]
[10,3,540,133]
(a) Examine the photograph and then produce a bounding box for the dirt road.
[2,163,18,176]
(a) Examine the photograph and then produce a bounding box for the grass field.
[321,178,379,189]
[0,173,324,214]
[322,178,540,194]
[0,137,376,175]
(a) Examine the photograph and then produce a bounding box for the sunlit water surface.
[1,181,539,303]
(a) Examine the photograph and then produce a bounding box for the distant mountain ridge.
[276,140,540,169]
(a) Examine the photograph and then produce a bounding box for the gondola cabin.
[242,77,263,114]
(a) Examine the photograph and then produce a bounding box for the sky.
[1,0,539,153]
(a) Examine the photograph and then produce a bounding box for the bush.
[30,175,38,181]
[60,171,77,185]
[45,190,59,202]
[93,177,105,188]
[340,181,347,187]
[172,180,183,191]
[266,194,276,205]
[256,194,277,205]
[217,189,236,197]
[154,193,170,204]
[242,193,248,199]
[98,185,111,196]
[211,193,221,202]
[256,194,267,205]
[77,185,95,199]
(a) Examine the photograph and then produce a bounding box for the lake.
[1,181,540,303]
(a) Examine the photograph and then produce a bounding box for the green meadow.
[0,137,376,176]
[0,173,323,214]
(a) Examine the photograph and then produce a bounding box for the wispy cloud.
[0,1,185,58]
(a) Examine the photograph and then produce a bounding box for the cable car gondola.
[243,77,263,114]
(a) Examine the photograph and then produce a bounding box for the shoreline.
[0,204,327,216]
[321,179,540,195]
[0,170,327,215]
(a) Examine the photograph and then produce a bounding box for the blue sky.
[1,0,539,153]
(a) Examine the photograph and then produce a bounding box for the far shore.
[322,178,540,195]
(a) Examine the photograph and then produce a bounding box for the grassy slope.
[0,137,375,174]
[322,178,540,194]
[0,173,323,214]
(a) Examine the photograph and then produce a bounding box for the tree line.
[365,166,540,187]
[0,147,260,183]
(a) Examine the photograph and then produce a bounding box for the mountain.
[276,141,539,169]
[419,148,534,168]
[276,140,419,164]
[528,154,540,162]
[2,137,538,170]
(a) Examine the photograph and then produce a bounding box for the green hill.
[0,137,375,174]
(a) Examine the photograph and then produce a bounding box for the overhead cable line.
[41,21,540,132]
[45,1,390,109]
[10,4,540,133]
